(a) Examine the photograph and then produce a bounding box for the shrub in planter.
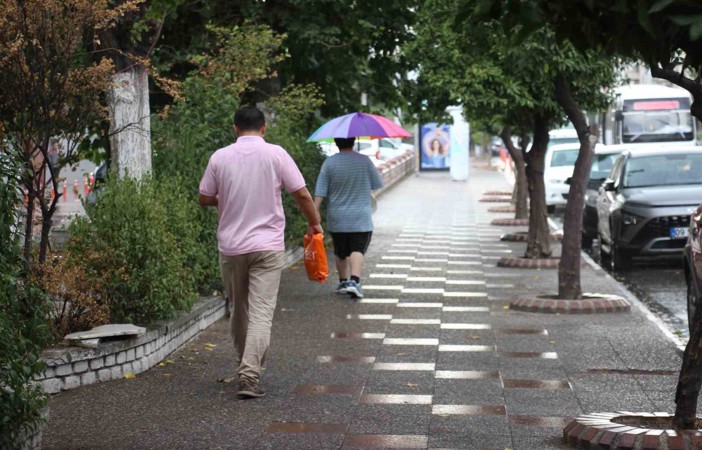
[66,176,198,325]
[0,154,51,448]
[36,251,111,339]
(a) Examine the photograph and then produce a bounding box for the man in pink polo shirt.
[199,106,322,399]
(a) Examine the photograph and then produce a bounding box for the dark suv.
[596,148,702,271]
[684,203,702,333]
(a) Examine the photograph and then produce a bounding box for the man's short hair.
[334,137,356,150]
[234,107,266,131]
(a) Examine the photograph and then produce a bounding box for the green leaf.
[649,0,675,13]
[637,0,656,36]
[669,14,702,27]
[690,19,702,41]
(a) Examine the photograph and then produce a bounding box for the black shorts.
[331,232,373,259]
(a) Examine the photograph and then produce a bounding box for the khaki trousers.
[219,251,285,381]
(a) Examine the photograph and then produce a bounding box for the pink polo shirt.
[199,136,306,256]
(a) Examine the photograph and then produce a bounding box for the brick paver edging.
[501,232,562,242]
[483,190,512,196]
[37,295,227,394]
[564,412,702,449]
[491,218,530,226]
[479,197,512,203]
[497,256,562,269]
[488,205,517,213]
[510,293,630,314]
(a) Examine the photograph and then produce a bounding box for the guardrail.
[375,150,416,196]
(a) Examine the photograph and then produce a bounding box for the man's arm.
[314,196,324,211]
[291,187,323,235]
[198,193,218,207]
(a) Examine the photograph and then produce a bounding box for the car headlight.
[622,212,644,226]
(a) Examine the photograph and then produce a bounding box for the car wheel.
[581,233,593,250]
[547,205,555,214]
[688,275,701,335]
[611,244,632,271]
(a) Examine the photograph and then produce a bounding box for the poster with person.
[420,123,451,170]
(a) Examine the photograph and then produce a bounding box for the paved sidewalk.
[44,167,687,449]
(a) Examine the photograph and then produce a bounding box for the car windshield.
[590,153,620,180]
[550,149,579,167]
[623,154,702,188]
[548,137,579,149]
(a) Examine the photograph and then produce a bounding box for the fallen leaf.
[533,275,540,280]
[548,340,556,345]
[124,373,136,379]
[503,305,510,310]
[157,362,165,368]
[163,373,171,377]
[204,347,213,351]
[405,383,419,387]
[164,359,175,364]
[466,335,482,340]
[204,343,217,348]
[218,376,237,383]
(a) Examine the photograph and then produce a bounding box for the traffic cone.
[63,181,67,202]
[73,180,79,201]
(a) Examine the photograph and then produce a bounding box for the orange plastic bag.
[304,233,329,283]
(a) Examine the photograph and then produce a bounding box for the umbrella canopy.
[307,112,412,142]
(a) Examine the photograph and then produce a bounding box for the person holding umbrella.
[309,112,411,298]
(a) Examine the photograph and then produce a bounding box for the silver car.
[596,147,702,271]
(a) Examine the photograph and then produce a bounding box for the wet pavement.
[43,167,690,449]
[551,212,689,342]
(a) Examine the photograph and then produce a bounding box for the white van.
[317,138,412,167]
[544,142,607,212]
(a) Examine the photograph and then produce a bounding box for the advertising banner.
[420,123,451,170]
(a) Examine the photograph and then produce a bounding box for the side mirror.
[614,110,624,121]
[602,180,616,192]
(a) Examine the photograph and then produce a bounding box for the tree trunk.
[650,62,702,123]
[650,62,702,428]
[109,65,152,179]
[554,76,598,300]
[23,190,35,264]
[500,127,528,220]
[524,115,551,259]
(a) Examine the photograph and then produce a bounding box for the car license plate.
[670,227,689,239]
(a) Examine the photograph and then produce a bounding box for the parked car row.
[318,138,413,167]
[595,147,702,271]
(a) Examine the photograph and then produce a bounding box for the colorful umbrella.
[307,112,412,142]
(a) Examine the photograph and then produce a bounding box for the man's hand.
[307,223,323,236]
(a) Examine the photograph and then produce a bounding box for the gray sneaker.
[346,280,363,299]
[335,281,350,294]
[237,378,266,398]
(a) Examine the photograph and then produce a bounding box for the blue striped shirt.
[315,152,384,232]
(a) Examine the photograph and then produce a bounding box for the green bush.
[153,24,326,291]
[0,153,51,448]
[66,176,198,325]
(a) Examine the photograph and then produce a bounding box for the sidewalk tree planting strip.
[510,294,630,314]
[564,413,702,449]
[500,232,562,242]
[490,218,530,226]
